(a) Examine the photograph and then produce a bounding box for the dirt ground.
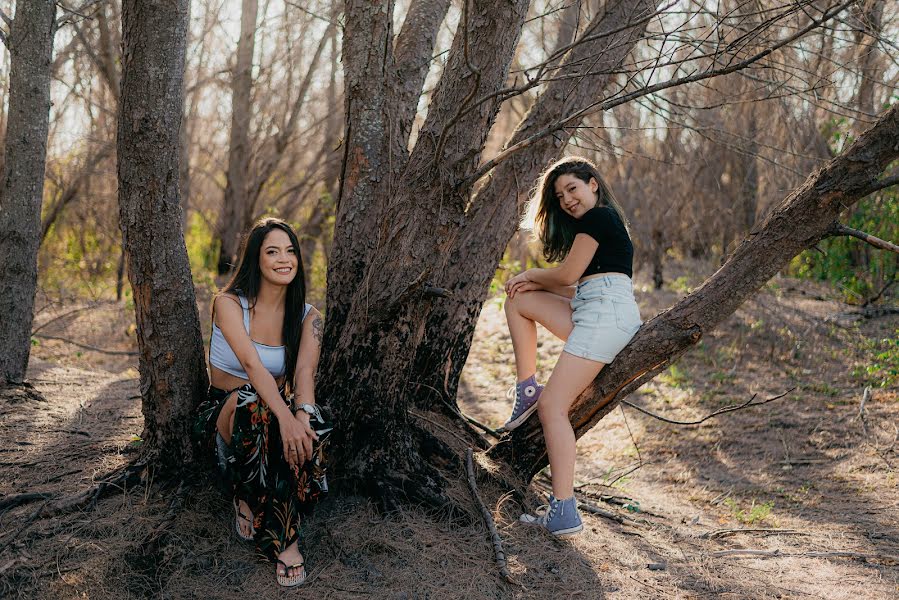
[1,267,897,599]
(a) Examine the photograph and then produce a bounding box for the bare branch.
[829,224,899,254]
[622,388,795,426]
[463,0,856,187]
[32,333,139,356]
[56,0,104,28]
[0,28,7,50]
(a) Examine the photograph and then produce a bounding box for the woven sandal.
[232,497,255,541]
[276,559,306,587]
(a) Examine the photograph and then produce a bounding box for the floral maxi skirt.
[193,384,332,561]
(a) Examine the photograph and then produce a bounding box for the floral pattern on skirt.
[193,384,332,560]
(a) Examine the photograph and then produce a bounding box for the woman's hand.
[505,270,542,299]
[279,411,319,467]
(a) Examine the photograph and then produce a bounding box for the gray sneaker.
[519,495,584,536]
[503,375,543,430]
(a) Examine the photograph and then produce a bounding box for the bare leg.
[504,291,574,381]
[215,391,254,539]
[537,351,606,499]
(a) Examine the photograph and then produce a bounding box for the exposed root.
[466,448,514,584]
[0,492,51,512]
[0,461,147,553]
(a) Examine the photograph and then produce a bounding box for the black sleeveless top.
[574,205,633,278]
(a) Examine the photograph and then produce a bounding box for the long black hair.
[533,156,630,262]
[220,217,306,390]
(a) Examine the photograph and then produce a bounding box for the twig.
[830,224,899,254]
[32,333,138,356]
[30,303,103,335]
[700,528,803,540]
[858,386,871,437]
[577,499,627,524]
[465,448,514,584]
[623,388,795,426]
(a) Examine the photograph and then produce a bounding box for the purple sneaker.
[503,374,543,430]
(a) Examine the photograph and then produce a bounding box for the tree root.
[0,492,51,512]
[0,461,147,553]
[466,448,514,584]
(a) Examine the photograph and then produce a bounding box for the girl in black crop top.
[501,157,642,536]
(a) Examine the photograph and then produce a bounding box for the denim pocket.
[613,300,641,334]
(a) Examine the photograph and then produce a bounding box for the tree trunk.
[320,0,531,508]
[408,0,657,410]
[0,1,57,384]
[216,0,259,274]
[488,102,899,479]
[118,0,208,469]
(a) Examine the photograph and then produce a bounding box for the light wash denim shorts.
[564,274,642,363]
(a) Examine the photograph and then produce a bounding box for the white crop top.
[209,294,312,380]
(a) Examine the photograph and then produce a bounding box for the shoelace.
[506,385,523,412]
[534,501,562,524]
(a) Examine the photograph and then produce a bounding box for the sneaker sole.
[519,515,584,536]
[503,401,539,430]
[550,523,584,536]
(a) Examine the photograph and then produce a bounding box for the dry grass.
[1,268,897,598]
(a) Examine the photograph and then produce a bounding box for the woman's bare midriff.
[210,365,285,391]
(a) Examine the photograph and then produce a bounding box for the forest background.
[0,0,897,597]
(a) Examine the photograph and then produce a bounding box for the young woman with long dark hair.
[193,217,329,587]
[503,157,642,536]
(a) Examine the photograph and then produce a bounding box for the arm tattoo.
[312,315,324,344]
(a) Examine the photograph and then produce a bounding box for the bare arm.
[506,234,597,297]
[213,294,292,422]
[292,307,322,407]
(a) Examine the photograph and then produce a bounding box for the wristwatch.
[292,402,321,420]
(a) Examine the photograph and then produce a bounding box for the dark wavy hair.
[220,217,306,390]
[533,156,629,262]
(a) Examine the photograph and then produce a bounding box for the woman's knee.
[504,293,520,316]
[537,399,566,424]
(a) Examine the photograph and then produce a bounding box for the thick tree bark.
[409,0,657,409]
[216,0,259,274]
[321,0,531,506]
[118,0,208,469]
[0,1,57,384]
[488,102,899,478]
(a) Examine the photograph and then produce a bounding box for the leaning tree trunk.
[216,0,258,274]
[0,1,57,384]
[118,0,208,469]
[488,102,899,478]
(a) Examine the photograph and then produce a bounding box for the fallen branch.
[622,388,794,426]
[711,548,899,564]
[578,500,627,524]
[700,528,803,540]
[32,333,138,356]
[466,448,514,584]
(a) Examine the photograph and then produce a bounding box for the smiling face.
[258,228,298,286]
[554,173,599,219]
